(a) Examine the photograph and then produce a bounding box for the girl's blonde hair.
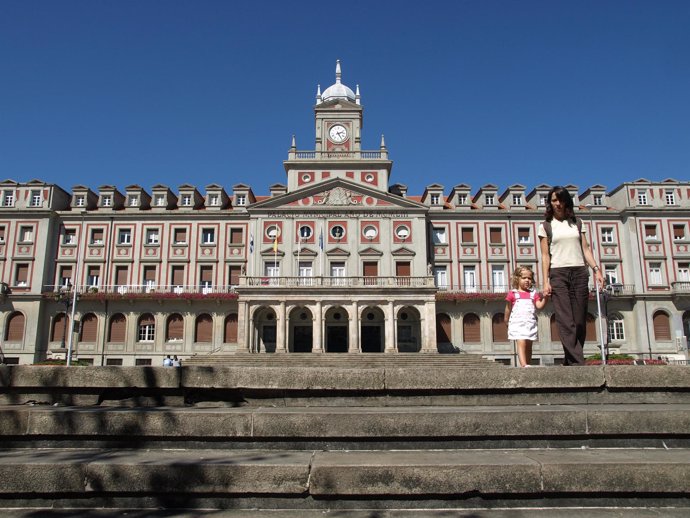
[511,265,534,289]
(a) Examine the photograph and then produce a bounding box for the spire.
[355,84,360,105]
[291,135,296,149]
[380,134,386,149]
[335,59,342,84]
[315,84,322,104]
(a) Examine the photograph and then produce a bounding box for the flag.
[273,236,278,253]
[249,233,254,254]
[318,229,324,250]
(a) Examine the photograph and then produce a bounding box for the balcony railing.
[435,284,510,294]
[289,150,387,160]
[242,276,435,288]
[43,284,239,300]
[672,281,690,294]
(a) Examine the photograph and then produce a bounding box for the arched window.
[166,313,184,342]
[492,313,508,343]
[550,314,560,342]
[138,313,155,342]
[224,313,238,343]
[436,313,451,343]
[653,311,672,341]
[608,313,625,341]
[463,313,481,343]
[586,313,596,342]
[80,313,98,342]
[5,312,25,342]
[195,313,213,343]
[108,313,126,343]
[51,312,69,342]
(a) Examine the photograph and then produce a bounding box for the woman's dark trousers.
[550,266,590,365]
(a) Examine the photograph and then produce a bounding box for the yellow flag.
[273,237,278,252]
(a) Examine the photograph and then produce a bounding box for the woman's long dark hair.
[544,186,576,223]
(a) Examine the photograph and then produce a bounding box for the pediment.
[391,246,416,256]
[359,246,383,256]
[260,247,285,257]
[325,247,350,256]
[250,178,427,210]
[292,247,317,257]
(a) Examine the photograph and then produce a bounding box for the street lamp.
[585,204,607,364]
[67,209,87,366]
[54,284,72,352]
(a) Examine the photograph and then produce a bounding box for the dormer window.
[638,190,648,205]
[2,191,15,207]
[102,195,112,207]
[30,191,42,207]
[236,194,246,206]
[539,194,547,206]
[457,194,467,205]
[512,194,522,205]
[181,194,192,206]
[430,194,440,205]
[129,195,139,207]
[209,194,219,206]
[485,194,495,205]
[593,194,603,206]
[75,195,85,207]
[665,190,676,205]
[154,195,166,207]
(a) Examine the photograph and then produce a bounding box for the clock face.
[328,124,348,143]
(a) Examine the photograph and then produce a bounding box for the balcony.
[672,281,690,295]
[43,284,239,301]
[288,150,388,161]
[241,276,435,289]
[599,284,636,297]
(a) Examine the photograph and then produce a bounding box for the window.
[463,313,481,343]
[395,225,410,240]
[201,228,215,244]
[171,265,185,288]
[649,262,663,285]
[430,194,440,205]
[492,313,508,342]
[102,195,112,207]
[195,314,213,343]
[181,194,192,206]
[107,313,126,343]
[224,314,238,343]
[484,194,495,205]
[129,195,139,207]
[230,228,243,244]
[644,225,658,241]
[87,266,100,287]
[15,264,29,287]
[209,194,219,206]
[604,265,619,285]
[461,227,474,243]
[434,267,448,289]
[539,194,547,206]
[265,264,280,284]
[330,225,345,239]
[665,190,676,205]
[30,191,42,207]
[143,266,156,290]
[457,194,467,205]
[637,190,648,205]
[89,229,103,245]
[138,314,155,342]
[143,229,158,245]
[80,313,98,343]
[298,225,312,240]
[395,261,411,286]
[362,225,378,240]
[436,313,451,343]
[154,195,166,207]
[19,226,33,242]
[432,227,447,245]
[463,266,477,293]
[601,227,614,244]
[298,261,313,285]
[6,312,25,342]
[166,313,184,342]
[63,229,76,245]
[608,314,625,341]
[59,266,72,287]
[118,228,132,245]
[593,194,603,206]
[199,265,213,290]
[517,227,530,244]
[228,265,242,286]
[491,265,506,292]
[330,262,345,286]
[106,358,123,366]
[489,227,503,244]
[174,228,187,244]
[2,190,15,207]
[678,263,690,282]
[115,266,128,290]
[236,194,246,206]
[266,225,280,239]
[135,359,151,366]
[652,311,671,341]
[75,195,85,207]
[0,226,5,243]
[512,194,522,205]
[673,225,686,241]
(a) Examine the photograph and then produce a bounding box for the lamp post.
[54,284,72,352]
[585,204,607,364]
[67,209,87,366]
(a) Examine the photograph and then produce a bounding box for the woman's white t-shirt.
[538,218,586,268]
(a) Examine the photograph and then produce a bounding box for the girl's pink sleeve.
[505,291,515,303]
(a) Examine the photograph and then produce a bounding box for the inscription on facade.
[267,211,410,219]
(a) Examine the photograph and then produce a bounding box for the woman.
[539,186,604,365]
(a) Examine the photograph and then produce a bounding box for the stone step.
[0,447,688,509]
[2,404,690,449]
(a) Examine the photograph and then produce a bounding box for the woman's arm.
[581,232,605,289]
[539,236,552,296]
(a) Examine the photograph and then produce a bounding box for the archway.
[324,306,349,353]
[360,306,385,353]
[289,306,314,353]
[397,306,421,352]
[252,307,277,353]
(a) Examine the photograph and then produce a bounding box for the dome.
[319,60,357,103]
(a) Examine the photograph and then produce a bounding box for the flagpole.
[296,231,301,285]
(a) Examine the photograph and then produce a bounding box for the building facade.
[0,62,688,366]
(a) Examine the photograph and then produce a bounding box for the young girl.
[504,266,548,368]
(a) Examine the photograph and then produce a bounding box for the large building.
[0,62,688,366]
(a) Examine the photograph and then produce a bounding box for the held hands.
[542,280,552,297]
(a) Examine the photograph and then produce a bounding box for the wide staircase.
[1,362,690,516]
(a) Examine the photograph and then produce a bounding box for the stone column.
[348,300,359,353]
[237,301,250,352]
[277,301,287,353]
[421,301,436,352]
[385,301,396,353]
[313,301,323,353]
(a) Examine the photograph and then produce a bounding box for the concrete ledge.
[605,365,690,389]
[3,366,180,389]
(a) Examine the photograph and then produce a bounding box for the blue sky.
[2,0,689,197]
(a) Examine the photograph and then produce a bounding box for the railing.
[291,150,386,160]
[435,284,511,294]
[44,284,239,296]
[672,281,690,294]
[242,276,435,288]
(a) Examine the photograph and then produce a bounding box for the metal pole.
[67,210,86,366]
[586,204,607,363]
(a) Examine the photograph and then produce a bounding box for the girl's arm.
[504,301,511,324]
[535,296,548,310]
[581,232,605,289]
[539,236,551,296]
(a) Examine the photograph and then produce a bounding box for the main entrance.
[293,326,313,352]
[326,326,348,353]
